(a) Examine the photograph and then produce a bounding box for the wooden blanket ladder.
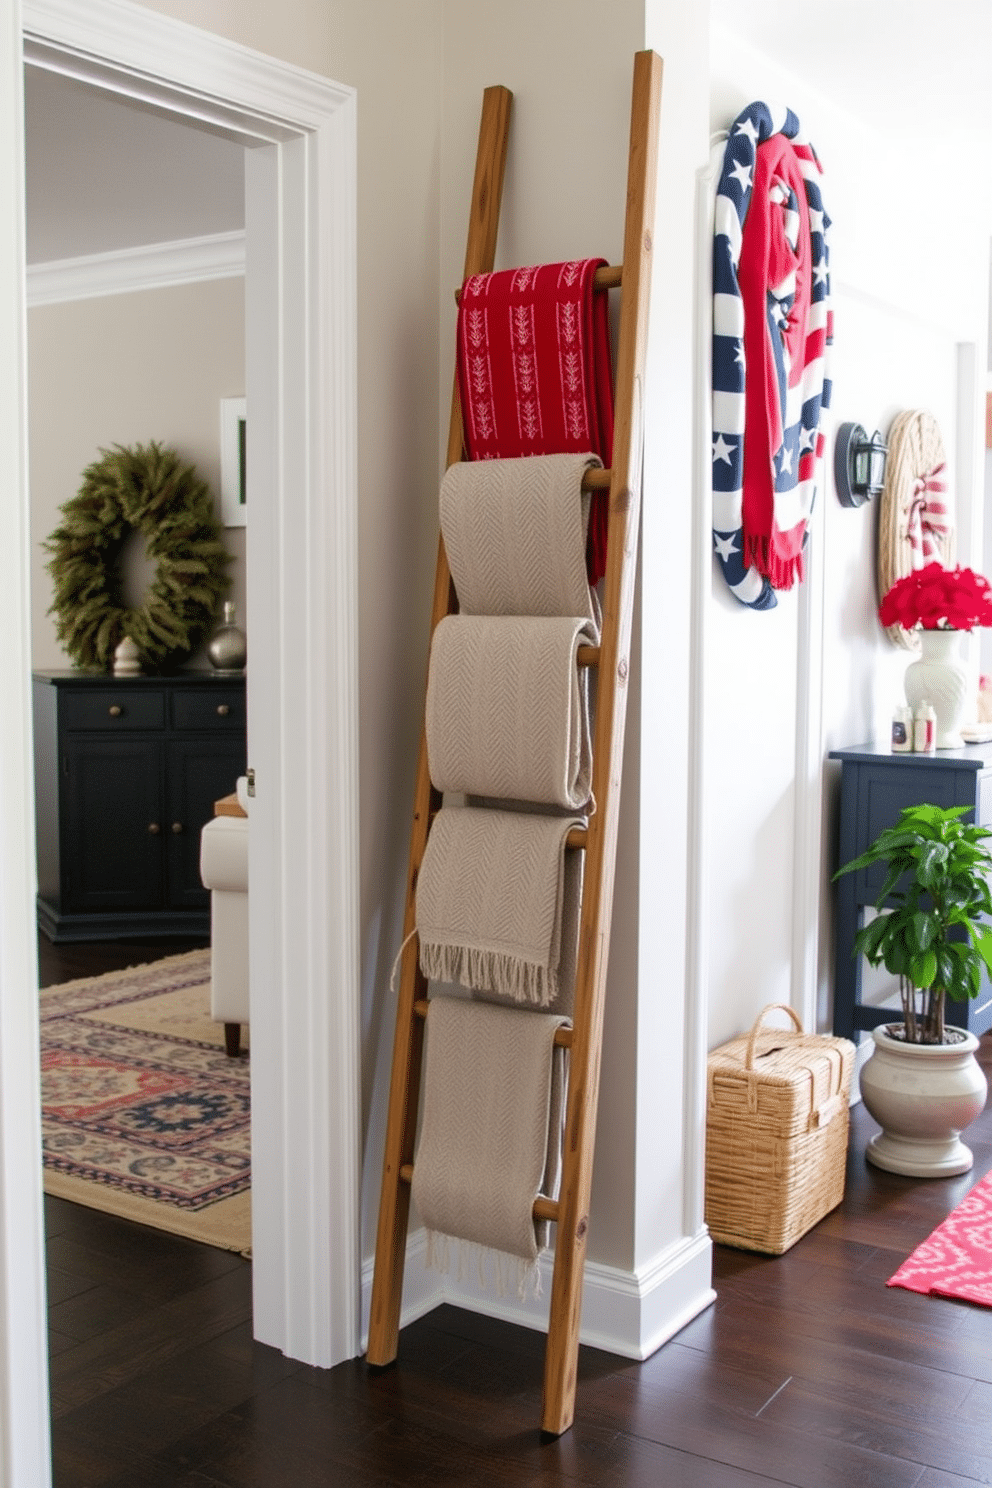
[367,49,662,1438]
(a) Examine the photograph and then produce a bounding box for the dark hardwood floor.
[37,933,209,993]
[41,934,992,1486]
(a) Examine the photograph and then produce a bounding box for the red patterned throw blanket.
[456,259,614,583]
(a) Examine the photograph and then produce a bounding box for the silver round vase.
[207,601,247,673]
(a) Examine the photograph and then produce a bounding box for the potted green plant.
[835,802,992,1176]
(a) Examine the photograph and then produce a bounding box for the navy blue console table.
[829,741,992,1041]
[33,669,246,942]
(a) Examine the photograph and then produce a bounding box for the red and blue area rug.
[40,949,250,1253]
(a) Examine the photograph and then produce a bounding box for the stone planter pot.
[859,1024,988,1177]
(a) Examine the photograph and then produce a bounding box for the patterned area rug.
[888,1170,992,1306]
[40,950,250,1253]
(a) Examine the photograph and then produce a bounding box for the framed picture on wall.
[220,396,247,527]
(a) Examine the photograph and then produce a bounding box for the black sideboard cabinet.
[829,741,992,1041]
[33,670,247,942]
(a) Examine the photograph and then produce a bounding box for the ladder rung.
[593,263,623,291]
[438,462,608,491]
[455,264,621,306]
[424,819,588,848]
[413,998,574,1049]
[576,646,600,667]
[398,1161,560,1225]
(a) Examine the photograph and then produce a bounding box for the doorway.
[1,1,361,1475]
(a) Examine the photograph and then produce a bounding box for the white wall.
[28,276,247,670]
[985,446,992,679]
[708,25,992,1051]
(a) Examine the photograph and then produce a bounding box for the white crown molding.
[22,0,352,140]
[26,229,246,307]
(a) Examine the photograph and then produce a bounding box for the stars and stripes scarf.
[711,102,832,611]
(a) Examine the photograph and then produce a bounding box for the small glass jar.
[890,706,912,753]
[913,701,936,755]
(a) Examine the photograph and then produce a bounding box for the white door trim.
[16,0,360,1426]
[0,8,51,1479]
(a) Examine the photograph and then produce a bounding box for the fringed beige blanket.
[416,806,582,1009]
[411,996,570,1279]
[425,615,596,810]
[440,453,602,632]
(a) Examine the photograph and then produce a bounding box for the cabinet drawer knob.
[147,822,161,835]
[171,822,184,835]
[216,704,230,717]
[108,705,122,717]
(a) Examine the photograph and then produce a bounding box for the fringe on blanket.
[422,1228,544,1303]
[418,943,558,1010]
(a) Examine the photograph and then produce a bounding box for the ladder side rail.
[541,49,663,1437]
[366,84,512,1368]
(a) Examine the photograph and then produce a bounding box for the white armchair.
[199,788,249,1056]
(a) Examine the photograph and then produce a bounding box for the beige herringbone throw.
[440,454,601,634]
[416,806,583,1008]
[411,996,570,1267]
[425,615,596,810]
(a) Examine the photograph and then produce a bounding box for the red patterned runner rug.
[40,949,250,1254]
[888,1170,992,1306]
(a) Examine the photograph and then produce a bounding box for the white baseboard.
[360,1229,443,1351]
[361,1228,715,1361]
[26,229,245,306]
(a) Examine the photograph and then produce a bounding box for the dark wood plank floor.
[37,933,209,992]
[40,935,992,1486]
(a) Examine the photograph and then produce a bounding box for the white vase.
[858,1024,988,1176]
[903,629,970,748]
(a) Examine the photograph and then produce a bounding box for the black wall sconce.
[835,421,889,508]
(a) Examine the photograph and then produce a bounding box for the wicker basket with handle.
[705,1004,855,1255]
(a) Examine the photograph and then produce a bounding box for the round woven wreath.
[877,410,953,651]
[45,441,231,672]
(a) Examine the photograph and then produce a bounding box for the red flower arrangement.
[879,563,992,632]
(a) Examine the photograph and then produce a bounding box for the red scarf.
[737,134,815,590]
[456,259,614,584]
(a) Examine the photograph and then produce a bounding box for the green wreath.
[45,441,232,672]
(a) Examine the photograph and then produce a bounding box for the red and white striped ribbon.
[907,463,950,569]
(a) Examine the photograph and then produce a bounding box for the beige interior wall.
[439,0,645,1271]
[119,0,446,1259]
[122,0,673,1287]
[28,275,246,672]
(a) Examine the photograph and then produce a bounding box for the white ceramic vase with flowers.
[879,563,992,748]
